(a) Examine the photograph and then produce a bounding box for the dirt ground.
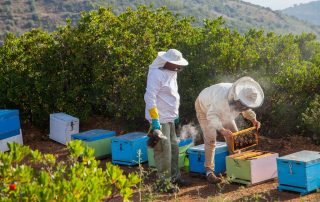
[21,117,320,202]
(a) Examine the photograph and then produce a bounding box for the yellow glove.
[149,107,160,130]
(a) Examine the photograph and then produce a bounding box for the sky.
[241,0,317,10]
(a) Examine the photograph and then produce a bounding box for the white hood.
[149,56,166,69]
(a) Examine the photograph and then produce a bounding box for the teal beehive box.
[71,129,116,159]
[111,132,148,165]
[0,110,21,140]
[0,109,23,152]
[277,150,320,195]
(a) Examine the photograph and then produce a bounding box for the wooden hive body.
[277,150,320,195]
[226,127,278,185]
[227,150,278,185]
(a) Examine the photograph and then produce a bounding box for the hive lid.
[278,150,320,164]
[71,129,116,141]
[0,110,19,120]
[50,113,79,122]
[187,142,228,154]
[115,132,148,141]
[0,110,20,136]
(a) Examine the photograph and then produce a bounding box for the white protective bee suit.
[144,49,188,181]
[195,77,264,173]
[144,56,180,123]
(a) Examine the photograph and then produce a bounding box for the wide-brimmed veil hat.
[158,49,188,66]
[233,77,264,108]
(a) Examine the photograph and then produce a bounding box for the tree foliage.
[302,94,320,144]
[0,6,320,141]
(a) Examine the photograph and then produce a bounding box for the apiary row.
[1,111,319,196]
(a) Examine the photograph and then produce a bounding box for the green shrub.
[302,94,320,144]
[268,60,320,136]
[0,141,140,201]
[0,6,320,140]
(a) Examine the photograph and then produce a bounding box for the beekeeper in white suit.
[195,76,264,184]
[144,49,189,193]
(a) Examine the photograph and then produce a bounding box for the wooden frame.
[230,126,258,153]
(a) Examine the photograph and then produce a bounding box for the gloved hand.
[147,129,167,148]
[152,119,161,130]
[220,128,233,139]
[153,129,167,140]
[149,107,161,130]
[252,120,261,130]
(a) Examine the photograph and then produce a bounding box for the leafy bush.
[0,6,196,127]
[0,141,140,201]
[302,94,320,144]
[269,59,320,137]
[0,6,320,140]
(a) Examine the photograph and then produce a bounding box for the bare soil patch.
[21,117,320,202]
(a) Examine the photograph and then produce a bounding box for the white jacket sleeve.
[144,70,162,111]
[242,109,256,122]
[206,106,224,131]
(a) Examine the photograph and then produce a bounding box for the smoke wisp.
[177,122,203,144]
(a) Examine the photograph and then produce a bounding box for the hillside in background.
[1,0,320,42]
[282,0,320,26]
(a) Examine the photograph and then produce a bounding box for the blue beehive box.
[71,129,116,159]
[111,132,148,165]
[277,150,320,195]
[0,110,21,140]
[187,142,229,175]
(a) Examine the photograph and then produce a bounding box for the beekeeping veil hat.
[230,77,264,108]
[149,49,188,69]
[158,49,188,66]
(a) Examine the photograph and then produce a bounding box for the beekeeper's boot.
[206,173,222,184]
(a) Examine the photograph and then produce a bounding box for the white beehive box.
[49,113,79,145]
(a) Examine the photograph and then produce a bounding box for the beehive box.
[148,137,193,168]
[71,129,116,159]
[277,150,320,195]
[0,110,23,152]
[111,132,148,165]
[49,113,79,145]
[187,142,229,175]
[226,150,278,185]
[0,110,21,140]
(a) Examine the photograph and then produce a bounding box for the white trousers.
[195,98,238,172]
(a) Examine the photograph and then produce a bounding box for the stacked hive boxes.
[111,132,148,165]
[49,113,79,145]
[71,129,116,159]
[277,150,320,195]
[0,110,23,152]
[187,142,229,175]
[148,137,193,169]
[226,127,278,185]
[227,150,278,185]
